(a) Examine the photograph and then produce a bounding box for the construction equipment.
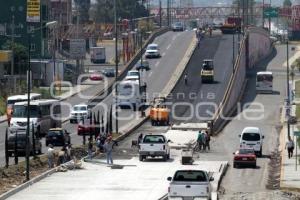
[201,59,214,83]
[149,97,170,126]
[220,17,241,34]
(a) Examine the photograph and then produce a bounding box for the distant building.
[50,0,72,25]
[179,0,193,8]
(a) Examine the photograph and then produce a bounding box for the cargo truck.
[90,46,106,63]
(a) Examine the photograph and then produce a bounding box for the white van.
[116,80,142,110]
[239,127,264,157]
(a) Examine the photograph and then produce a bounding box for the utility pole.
[287,37,291,138]
[159,0,162,27]
[11,15,15,76]
[233,30,235,72]
[114,0,119,134]
[262,0,265,28]
[76,7,80,82]
[167,0,170,26]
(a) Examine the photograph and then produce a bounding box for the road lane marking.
[172,35,177,41]
[155,61,160,67]
[166,44,171,50]
[162,52,166,57]
[148,71,153,77]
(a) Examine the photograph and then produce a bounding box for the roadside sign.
[294,131,300,137]
[70,39,86,59]
[263,7,278,18]
[27,0,40,23]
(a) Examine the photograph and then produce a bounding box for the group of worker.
[196,130,211,152]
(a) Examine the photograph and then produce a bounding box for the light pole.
[233,29,235,73]
[286,33,291,138]
[114,0,119,135]
[26,21,57,181]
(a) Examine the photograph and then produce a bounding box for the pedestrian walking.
[65,144,71,161]
[103,136,114,165]
[205,131,211,151]
[184,73,188,85]
[88,139,94,159]
[201,131,207,151]
[138,133,143,144]
[285,136,295,159]
[64,130,71,145]
[47,144,55,168]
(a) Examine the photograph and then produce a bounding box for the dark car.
[102,68,116,77]
[136,60,150,71]
[46,128,66,147]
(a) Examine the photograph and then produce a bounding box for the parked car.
[102,68,116,77]
[239,127,264,157]
[145,44,160,58]
[233,148,257,168]
[136,60,150,71]
[70,104,91,123]
[167,170,213,200]
[139,134,170,161]
[45,128,67,147]
[89,72,103,81]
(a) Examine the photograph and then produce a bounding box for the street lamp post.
[25,21,57,181]
[287,36,291,138]
[114,0,119,135]
[233,30,235,72]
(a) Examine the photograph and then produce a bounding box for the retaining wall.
[213,27,272,133]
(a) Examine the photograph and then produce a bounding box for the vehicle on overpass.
[116,80,142,111]
[125,70,140,81]
[145,43,160,58]
[139,134,170,161]
[239,127,264,157]
[70,104,91,123]
[149,97,170,126]
[256,71,273,93]
[201,59,214,83]
[9,99,62,137]
[6,93,41,126]
[172,21,185,31]
[220,17,241,34]
[7,128,42,156]
[167,170,213,200]
[90,46,106,64]
[136,60,150,71]
[233,148,257,168]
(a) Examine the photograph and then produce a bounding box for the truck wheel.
[163,155,168,161]
[151,120,154,126]
[167,153,170,160]
[139,155,144,161]
[233,163,237,168]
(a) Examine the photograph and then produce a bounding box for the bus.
[9,99,61,136]
[256,71,273,93]
[6,93,41,125]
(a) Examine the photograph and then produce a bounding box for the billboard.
[27,0,41,23]
[70,39,86,59]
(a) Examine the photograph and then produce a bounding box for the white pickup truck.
[139,134,170,161]
[167,170,213,200]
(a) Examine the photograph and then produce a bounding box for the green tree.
[74,0,91,23]
[283,0,292,7]
[93,0,149,23]
[2,41,28,74]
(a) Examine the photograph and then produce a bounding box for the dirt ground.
[0,147,87,195]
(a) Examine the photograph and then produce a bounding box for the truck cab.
[201,59,214,83]
[139,134,170,161]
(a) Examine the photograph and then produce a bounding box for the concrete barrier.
[213,27,273,133]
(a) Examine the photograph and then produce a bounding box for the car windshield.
[239,149,255,154]
[242,133,260,141]
[147,46,157,50]
[203,61,213,70]
[74,106,87,111]
[143,135,165,143]
[12,105,39,118]
[175,22,182,26]
[173,170,208,182]
[48,130,63,137]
